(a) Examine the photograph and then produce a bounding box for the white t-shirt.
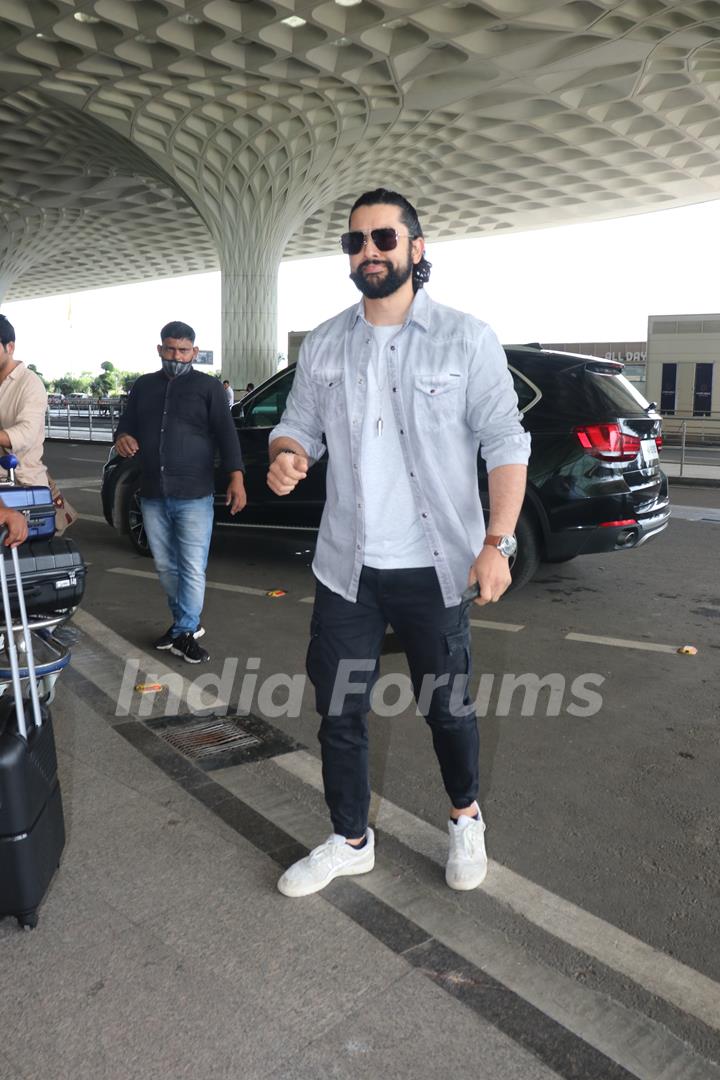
[360,325,433,569]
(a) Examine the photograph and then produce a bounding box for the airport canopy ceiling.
[2,0,720,303]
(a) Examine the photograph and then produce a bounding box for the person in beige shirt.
[0,314,48,488]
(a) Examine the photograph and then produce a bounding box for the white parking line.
[54,475,104,489]
[671,504,720,523]
[107,566,268,597]
[470,618,525,632]
[80,487,101,493]
[274,749,720,1038]
[68,610,720,1078]
[566,632,681,654]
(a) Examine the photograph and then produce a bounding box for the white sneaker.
[277,828,375,898]
[445,813,487,891]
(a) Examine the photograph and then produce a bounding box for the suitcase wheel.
[17,911,39,931]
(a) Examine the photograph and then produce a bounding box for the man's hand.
[467,547,512,606]
[267,452,309,496]
[226,472,247,515]
[0,507,28,548]
[115,434,139,458]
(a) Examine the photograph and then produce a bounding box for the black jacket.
[115,369,244,499]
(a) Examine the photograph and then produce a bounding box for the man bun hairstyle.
[0,314,16,347]
[349,188,432,292]
[160,320,195,343]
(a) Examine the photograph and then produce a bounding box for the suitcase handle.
[0,527,43,739]
[0,453,18,485]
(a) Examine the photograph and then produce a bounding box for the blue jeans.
[140,495,214,636]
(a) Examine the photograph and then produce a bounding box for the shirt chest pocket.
[310,371,345,422]
[414,374,462,426]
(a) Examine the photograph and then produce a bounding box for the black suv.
[101,348,669,590]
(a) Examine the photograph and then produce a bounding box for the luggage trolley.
[0,457,73,930]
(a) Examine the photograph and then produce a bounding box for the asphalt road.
[49,442,720,1016]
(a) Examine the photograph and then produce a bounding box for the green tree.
[27,364,49,388]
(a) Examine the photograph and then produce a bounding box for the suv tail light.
[574,423,641,462]
[655,433,663,452]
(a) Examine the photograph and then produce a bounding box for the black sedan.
[101,347,670,590]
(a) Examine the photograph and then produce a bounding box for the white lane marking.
[671,504,720,522]
[67,611,720,1077]
[71,609,225,711]
[79,514,108,524]
[566,632,681,654]
[299,597,314,604]
[53,475,104,489]
[80,487,101,493]
[273,749,720,1039]
[470,618,525,632]
[107,566,267,597]
[69,456,107,463]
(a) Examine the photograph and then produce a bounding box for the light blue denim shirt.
[270,288,531,607]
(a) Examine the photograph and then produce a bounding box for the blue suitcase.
[0,537,66,930]
[0,454,55,540]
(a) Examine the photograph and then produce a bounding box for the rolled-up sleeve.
[466,325,531,472]
[270,342,326,462]
[3,376,47,456]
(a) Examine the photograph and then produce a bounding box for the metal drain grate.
[160,717,262,761]
[148,712,300,771]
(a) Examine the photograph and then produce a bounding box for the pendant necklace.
[376,346,386,436]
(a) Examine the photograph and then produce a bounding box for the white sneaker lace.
[309,835,348,867]
[450,822,484,862]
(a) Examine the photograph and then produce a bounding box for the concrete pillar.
[218,214,296,388]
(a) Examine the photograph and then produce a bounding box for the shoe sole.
[154,641,174,651]
[277,851,375,898]
[169,645,210,663]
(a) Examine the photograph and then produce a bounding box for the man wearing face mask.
[114,320,246,662]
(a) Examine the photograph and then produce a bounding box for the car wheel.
[125,485,152,557]
[508,507,542,590]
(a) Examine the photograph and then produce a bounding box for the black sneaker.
[170,632,210,664]
[154,625,205,650]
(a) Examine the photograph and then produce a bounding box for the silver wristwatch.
[483,533,517,558]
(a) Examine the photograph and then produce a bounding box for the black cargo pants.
[307,566,479,839]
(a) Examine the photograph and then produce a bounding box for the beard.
[349,248,413,299]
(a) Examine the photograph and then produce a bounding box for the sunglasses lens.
[372,228,398,252]
[340,231,364,255]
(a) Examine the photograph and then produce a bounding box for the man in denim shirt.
[268,190,531,897]
[115,320,246,663]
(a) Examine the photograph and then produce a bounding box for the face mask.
[162,359,193,378]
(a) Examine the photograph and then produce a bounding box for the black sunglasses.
[340,227,414,255]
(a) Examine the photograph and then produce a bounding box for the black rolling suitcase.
[0,536,65,930]
[2,538,86,619]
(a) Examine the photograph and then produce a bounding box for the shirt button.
[356,544,361,550]
[392,387,397,392]
[400,429,404,435]
[390,346,395,351]
[410,472,415,477]
[422,513,428,519]
[433,550,439,557]
[430,388,436,395]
